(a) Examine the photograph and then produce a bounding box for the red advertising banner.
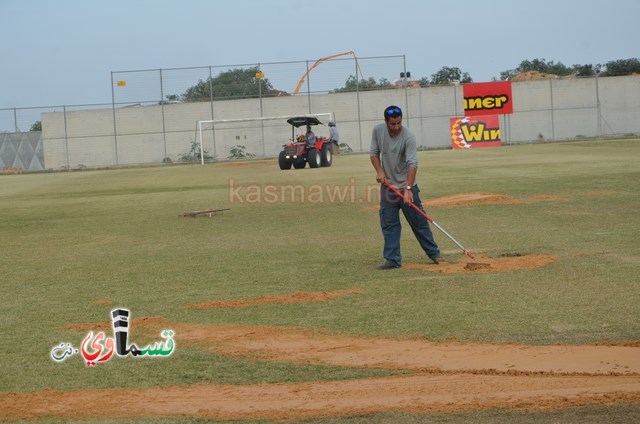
[463,81,513,116]
[450,115,502,149]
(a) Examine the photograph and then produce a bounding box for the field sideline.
[1,138,639,422]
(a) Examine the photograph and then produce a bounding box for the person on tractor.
[305,125,317,147]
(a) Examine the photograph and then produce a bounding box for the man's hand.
[376,170,386,184]
[403,168,417,204]
[404,187,414,204]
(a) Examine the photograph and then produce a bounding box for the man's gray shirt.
[370,123,418,188]
[329,126,339,142]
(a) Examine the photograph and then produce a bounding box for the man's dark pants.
[379,184,440,267]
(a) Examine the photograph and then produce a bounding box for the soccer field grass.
[1,138,639,421]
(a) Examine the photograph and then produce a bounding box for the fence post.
[403,55,409,128]
[258,63,265,157]
[208,66,217,160]
[159,69,167,161]
[110,72,119,165]
[595,74,602,137]
[453,84,458,117]
[355,57,363,152]
[549,79,555,140]
[63,105,70,168]
[418,88,424,146]
[306,60,311,114]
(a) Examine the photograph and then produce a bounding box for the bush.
[228,145,255,160]
[179,141,213,162]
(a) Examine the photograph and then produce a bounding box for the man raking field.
[370,105,474,269]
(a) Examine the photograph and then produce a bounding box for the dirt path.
[150,322,640,375]
[3,374,639,421]
[5,321,639,421]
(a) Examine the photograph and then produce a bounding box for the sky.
[1,0,639,109]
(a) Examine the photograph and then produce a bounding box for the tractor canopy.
[286,116,324,127]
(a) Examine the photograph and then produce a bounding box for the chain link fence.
[2,55,640,171]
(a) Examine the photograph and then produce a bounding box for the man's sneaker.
[429,256,445,265]
[377,261,400,270]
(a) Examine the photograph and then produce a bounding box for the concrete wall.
[41,75,640,169]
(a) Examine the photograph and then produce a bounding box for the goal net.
[196,112,334,165]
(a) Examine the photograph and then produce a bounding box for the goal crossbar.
[196,112,334,165]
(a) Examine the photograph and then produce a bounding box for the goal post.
[196,112,334,165]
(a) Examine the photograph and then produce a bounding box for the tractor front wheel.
[279,151,292,170]
[293,157,306,169]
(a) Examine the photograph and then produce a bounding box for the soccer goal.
[196,112,334,165]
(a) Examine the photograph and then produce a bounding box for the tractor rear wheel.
[321,144,333,167]
[308,149,321,168]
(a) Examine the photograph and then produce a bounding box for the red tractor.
[278,116,335,170]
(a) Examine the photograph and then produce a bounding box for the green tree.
[500,58,572,80]
[499,69,518,81]
[498,57,640,80]
[30,121,42,131]
[331,75,394,93]
[572,63,603,77]
[430,66,472,85]
[177,67,281,102]
[600,58,640,76]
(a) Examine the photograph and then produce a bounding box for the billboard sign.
[450,115,501,149]
[463,81,513,115]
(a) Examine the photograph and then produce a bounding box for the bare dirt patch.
[6,320,640,421]
[1,166,22,174]
[425,192,514,207]
[364,192,567,211]
[404,254,557,273]
[185,288,363,309]
[164,322,640,376]
[511,70,561,81]
[424,193,566,208]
